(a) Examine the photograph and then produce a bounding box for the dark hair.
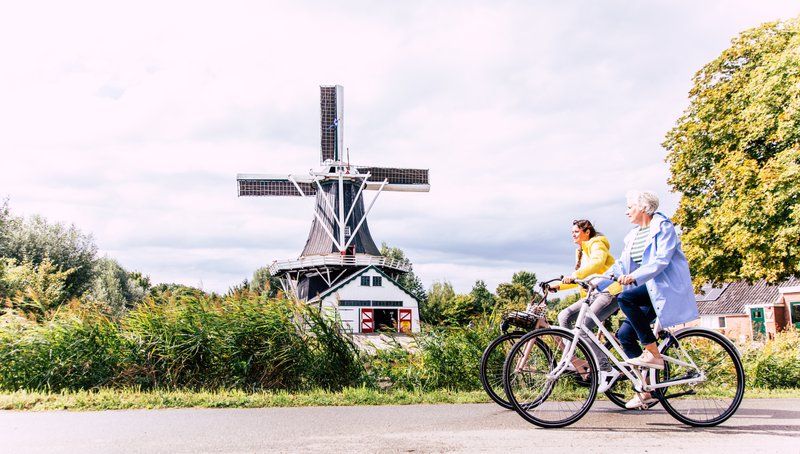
[572,219,599,270]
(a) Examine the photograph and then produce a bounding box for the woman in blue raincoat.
[611,190,698,408]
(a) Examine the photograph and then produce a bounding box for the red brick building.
[694,277,800,342]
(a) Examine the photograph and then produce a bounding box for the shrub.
[742,329,800,389]
[366,317,500,392]
[0,214,97,299]
[0,258,73,320]
[0,307,125,391]
[85,258,150,316]
[0,291,367,392]
[416,319,498,390]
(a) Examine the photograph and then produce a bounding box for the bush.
[742,329,800,389]
[0,292,366,392]
[0,214,97,299]
[365,317,500,392]
[85,258,150,316]
[0,307,126,391]
[416,320,498,390]
[0,258,73,320]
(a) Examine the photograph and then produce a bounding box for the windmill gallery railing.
[268,255,412,275]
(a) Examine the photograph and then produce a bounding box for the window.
[339,300,370,307]
[372,301,402,307]
[372,276,382,287]
[718,317,726,328]
[360,276,371,286]
[791,302,800,329]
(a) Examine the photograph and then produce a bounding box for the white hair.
[626,190,659,215]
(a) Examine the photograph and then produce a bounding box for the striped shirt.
[630,225,651,265]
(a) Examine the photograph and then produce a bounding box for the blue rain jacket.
[611,212,698,327]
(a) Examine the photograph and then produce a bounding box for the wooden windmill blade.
[356,167,430,192]
[236,174,318,197]
[320,85,343,164]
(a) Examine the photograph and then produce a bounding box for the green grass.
[1,387,797,411]
[0,387,490,411]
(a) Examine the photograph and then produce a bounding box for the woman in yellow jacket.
[550,219,620,371]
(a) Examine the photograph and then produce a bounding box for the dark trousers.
[616,284,657,359]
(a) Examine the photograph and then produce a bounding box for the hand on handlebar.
[618,274,636,285]
[561,276,575,285]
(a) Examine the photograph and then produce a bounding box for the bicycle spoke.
[504,329,598,428]
[657,329,744,426]
[481,332,523,409]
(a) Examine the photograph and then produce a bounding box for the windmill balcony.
[268,254,412,275]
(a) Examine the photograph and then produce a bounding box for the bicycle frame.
[545,275,706,394]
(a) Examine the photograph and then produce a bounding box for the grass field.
[1,387,798,411]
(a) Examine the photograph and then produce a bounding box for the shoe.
[625,392,658,409]
[568,359,591,381]
[597,368,620,393]
[626,351,665,370]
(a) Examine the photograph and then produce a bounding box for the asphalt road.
[1,399,797,453]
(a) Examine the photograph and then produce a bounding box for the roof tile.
[696,277,800,315]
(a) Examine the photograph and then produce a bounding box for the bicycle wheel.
[480,331,524,409]
[503,328,598,428]
[656,328,745,427]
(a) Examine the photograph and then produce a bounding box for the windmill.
[236,85,430,333]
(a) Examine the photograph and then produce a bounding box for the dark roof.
[301,181,380,256]
[696,277,800,315]
[314,265,420,302]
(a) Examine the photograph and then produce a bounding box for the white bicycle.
[502,274,745,428]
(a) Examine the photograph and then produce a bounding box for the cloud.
[1,1,799,293]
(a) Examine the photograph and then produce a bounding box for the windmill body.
[237,85,429,333]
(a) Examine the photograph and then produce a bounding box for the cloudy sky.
[1,1,799,294]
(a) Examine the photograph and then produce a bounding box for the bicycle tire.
[503,328,598,428]
[656,328,745,427]
[480,331,525,409]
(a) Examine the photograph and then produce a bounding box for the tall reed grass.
[0,291,365,392]
[1,292,797,395]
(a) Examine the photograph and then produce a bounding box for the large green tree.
[664,17,800,285]
[379,243,427,302]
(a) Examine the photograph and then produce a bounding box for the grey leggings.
[556,292,619,362]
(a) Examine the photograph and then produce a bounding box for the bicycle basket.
[503,309,543,331]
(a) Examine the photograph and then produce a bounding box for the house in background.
[311,266,421,334]
[695,277,800,341]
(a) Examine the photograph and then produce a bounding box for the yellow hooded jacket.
[559,235,622,296]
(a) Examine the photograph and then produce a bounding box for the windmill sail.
[320,85,343,163]
[357,167,430,192]
[236,174,317,196]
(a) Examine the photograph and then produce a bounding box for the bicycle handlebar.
[539,276,564,293]
[574,273,639,290]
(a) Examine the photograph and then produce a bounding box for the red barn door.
[361,308,374,333]
[399,309,412,333]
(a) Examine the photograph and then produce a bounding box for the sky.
[1,1,799,294]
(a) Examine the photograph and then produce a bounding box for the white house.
[311,265,421,334]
